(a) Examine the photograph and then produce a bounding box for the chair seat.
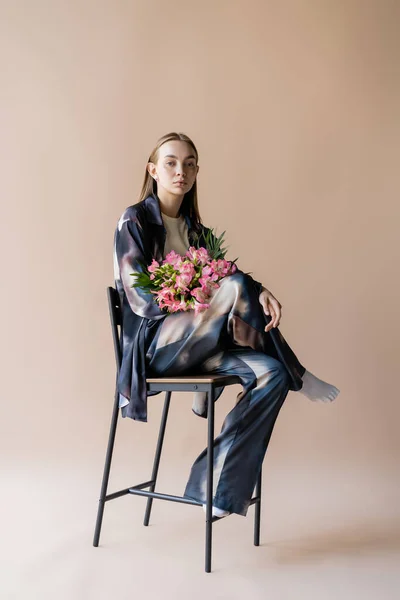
[146,374,242,386]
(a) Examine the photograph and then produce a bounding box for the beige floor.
[4,455,399,600]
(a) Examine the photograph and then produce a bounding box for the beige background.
[1,1,399,598]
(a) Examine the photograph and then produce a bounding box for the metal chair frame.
[93,286,262,573]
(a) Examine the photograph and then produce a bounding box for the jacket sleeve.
[114,215,166,319]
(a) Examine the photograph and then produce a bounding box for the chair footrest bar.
[105,480,154,502]
[128,488,202,506]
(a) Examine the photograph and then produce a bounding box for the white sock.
[202,504,230,518]
[300,369,340,402]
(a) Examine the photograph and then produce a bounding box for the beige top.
[161,212,190,258]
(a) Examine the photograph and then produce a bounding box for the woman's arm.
[114,216,166,319]
[202,225,282,330]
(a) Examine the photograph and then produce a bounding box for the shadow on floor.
[264,519,400,563]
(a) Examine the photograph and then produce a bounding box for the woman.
[113,132,339,518]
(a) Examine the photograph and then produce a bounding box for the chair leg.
[93,382,120,547]
[205,385,215,573]
[254,468,262,546]
[143,392,172,526]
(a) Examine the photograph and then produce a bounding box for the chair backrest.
[107,286,122,369]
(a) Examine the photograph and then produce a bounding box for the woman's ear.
[147,162,157,179]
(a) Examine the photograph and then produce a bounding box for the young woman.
[113,132,339,518]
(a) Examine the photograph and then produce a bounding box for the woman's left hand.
[259,286,282,332]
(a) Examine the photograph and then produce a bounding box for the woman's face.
[149,140,199,197]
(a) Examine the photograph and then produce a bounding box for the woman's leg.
[146,271,305,390]
[182,348,290,517]
[144,273,334,516]
[146,271,339,406]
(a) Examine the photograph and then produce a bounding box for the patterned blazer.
[113,193,304,422]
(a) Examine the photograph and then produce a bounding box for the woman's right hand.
[258,286,282,332]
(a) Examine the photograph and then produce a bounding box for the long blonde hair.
[138,132,203,231]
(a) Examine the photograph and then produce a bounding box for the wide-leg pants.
[145,272,299,516]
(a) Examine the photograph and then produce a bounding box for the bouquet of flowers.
[130,229,238,315]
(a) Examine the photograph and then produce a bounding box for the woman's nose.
[175,166,186,178]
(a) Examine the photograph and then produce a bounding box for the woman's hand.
[259,286,282,332]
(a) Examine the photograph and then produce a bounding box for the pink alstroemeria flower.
[163,250,183,269]
[148,259,160,273]
[180,262,196,278]
[190,287,210,304]
[155,287,175,304]
[175,273,192,292]
[199,275,220,291]
[210,259,232,278]
[201,264,219,282]
[170,298,190,312]
[185,246,210,265]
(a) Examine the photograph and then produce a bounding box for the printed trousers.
[146,272,298,516]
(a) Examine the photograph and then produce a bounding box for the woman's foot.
[202,504,231,518]
[300,369,340,402]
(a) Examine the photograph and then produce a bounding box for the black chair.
[93,287,263,573]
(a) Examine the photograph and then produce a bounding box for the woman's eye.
[165,161,195,167]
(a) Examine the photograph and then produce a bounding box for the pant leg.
[145,273,299,516]
[183,348,290,516]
